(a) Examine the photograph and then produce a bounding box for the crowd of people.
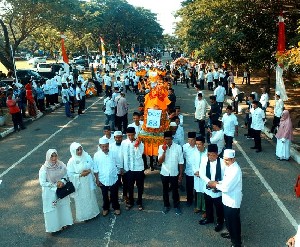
[30,53,295,247]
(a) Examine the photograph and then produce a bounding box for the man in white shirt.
[206,69,214,91]
[183,132,197,207]
[199,144,225,232]
[198,68,205,90]
[231,83,240,114]
[110,131,127,202]
[121,127,145,211]
[208,149,242,247]
[158,131,184,215]
[94,138,121,216]
[61,83,73,118]
[76,81,84,115]
[195,93,208,137]
[103,72,112,96]
[214,81,226,113]
[193,136,207,215]
[101,125,115,145]
[208,120,225,156]
[213,68,219,89]
[222,105,238,149]
[271,91,284,134]
[250,100,265,152]
[175,106,183,126]
[259,87,269,112]
[170,119,185,147]
[103,94,116,131]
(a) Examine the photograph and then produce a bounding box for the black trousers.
[204,193,224,224]
[198,119,206,137]
[271,116,280,133]
[12,112,25,131]
[78,99,84,114]
[100,182,120,210]
[161,175,180,208]
[208,81,213,90]
[217,102,223,113]
[127,171,144,206]
[121,173,129,198]
[116,114,128,134]
[233,100,238,114]
[105,85,112,96]
[185,78,190,88]
[253,129,262,151]
[185,175,194,204]
[199,79,205,90]
[224,134,234,149]
[224,205,242,247]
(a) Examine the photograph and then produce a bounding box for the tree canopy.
[175,0,300,72]
[0,0,163,70]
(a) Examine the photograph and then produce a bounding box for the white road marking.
[104,215,117,247]
[235,141,298,230]
[0,97,102,179]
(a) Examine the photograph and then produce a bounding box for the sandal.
[138,205,143,211]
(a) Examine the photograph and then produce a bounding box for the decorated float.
[138,68,170,156]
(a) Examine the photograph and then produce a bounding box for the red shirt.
[6,98,20,114]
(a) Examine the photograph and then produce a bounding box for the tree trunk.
[0,19,14,71]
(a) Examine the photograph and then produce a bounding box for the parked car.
[28,57,47,66]
[34,63,52,73]
[16,70,44,85]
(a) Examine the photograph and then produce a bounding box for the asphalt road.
[1,64,300,247]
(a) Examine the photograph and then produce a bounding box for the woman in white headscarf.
[39,149,73,233]
[67,142,100,222]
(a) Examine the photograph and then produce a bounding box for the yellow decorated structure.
[138,69,170,156]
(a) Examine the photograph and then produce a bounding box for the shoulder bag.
[56,178,75,199]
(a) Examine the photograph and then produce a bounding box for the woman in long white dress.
[67,142,100,222]
[39,149,73,233]
[275,110,293,160]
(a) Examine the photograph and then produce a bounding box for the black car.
[16,70,44,85]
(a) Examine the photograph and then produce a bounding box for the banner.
[100,37,106,64]
[276,12,288,101]
[61,34,69,64]
[146,109,162,129]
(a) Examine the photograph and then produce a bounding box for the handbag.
[56,179,75,199]
[294,175,300,197]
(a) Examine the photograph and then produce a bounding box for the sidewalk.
[0,103,62,139]
[238,100,300,164]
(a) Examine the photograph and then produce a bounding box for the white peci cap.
[223,149,235,158]
[99,137,109,145]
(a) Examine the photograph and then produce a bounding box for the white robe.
[67,154,100,222]
[193,149,207,192]
[39,166,73,233]
[276,138,291,160]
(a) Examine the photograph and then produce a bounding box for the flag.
[61,34,69,64]
[276,12,288,101]
[277,12,285,54]
[100,37,105,56]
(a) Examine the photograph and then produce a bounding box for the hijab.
[276,110,293,141]
[43,149,67,184]
[69,142,89,163]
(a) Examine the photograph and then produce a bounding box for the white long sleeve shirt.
[259,93,269,108]
[222,113,238,137]
[210,130,225,155]
[199,157,225,198]
[274,98,284,117]
[216,162,242,208]
[193,148,207,192]
[158,143,184,176]
[195,99,207,120]
[251,107,265,130]
[183,143,197,176]
[214,86,226,103]
[121,139,144,172]
[93,150,118,186]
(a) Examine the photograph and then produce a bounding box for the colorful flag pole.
[61,34,70,75]
[100,36,106,64]
[275,12,288,101]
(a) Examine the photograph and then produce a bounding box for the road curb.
[262,126,300,164]
[0,103,62,139]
